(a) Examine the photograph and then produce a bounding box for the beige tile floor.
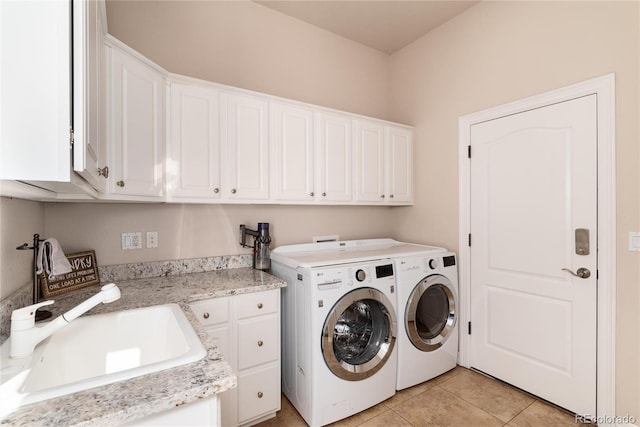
[257,366,590,427]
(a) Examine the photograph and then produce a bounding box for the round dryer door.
[322,288,396,381]
[406,274,456,352]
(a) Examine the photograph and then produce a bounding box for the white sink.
[0,304,206,413]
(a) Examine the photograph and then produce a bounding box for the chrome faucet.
[9,283,121,358]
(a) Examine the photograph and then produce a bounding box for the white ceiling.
[255,1,479,54]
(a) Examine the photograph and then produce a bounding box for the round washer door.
[405,274,456,352]
[322,287,396,381]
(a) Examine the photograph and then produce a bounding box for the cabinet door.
[386,126,413,204]
[272,102,314,202]
[355,120,385,203]
[72,0,108,192]
[237,364,280,424]
[168,83,221,199]
[0,0,71,181]
[316,112,353,202]
[206,324,235,427]
[109,46,164,197]
[220,92,269,200]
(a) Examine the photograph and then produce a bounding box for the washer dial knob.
[355,269,366,282]
[428,258,439,270]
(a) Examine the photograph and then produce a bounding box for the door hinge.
[70,127,74,147]
[468,233,472,247]
[468,145,471,158]
[468,321,472,335]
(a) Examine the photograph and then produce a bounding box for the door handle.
[562,267,591,279]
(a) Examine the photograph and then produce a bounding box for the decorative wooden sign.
[40,250,100,298]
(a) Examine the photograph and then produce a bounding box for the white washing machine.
[394,251,459,390]
[271,239,443,426]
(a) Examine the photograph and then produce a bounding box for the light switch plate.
[629,232,640,251]
[122,232,142,250]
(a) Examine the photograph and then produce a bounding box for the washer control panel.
[312,259,395,290]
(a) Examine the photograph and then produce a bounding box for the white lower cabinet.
[125,396,220,427]
[190,289,281,427]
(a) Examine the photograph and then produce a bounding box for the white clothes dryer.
[394,251,459,390]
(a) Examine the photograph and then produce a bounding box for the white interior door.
[469,95,597,416]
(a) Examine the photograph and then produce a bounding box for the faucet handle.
[11,300,55,332]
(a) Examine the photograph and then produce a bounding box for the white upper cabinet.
[167,82,221,200]
[315,112,354,203]
[0,0,109,200]
[220,91,270,201]
[355,121,413,204]
[270,104,354,204]
[386,126,413,203]
[108,42,164,198]
[0,0,70,182]
[1,20,412,205]
[72,0,108,192]
[355,120,386,203]
[271,102,315,202]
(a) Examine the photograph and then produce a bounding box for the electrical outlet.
[147,231,158,248]
[122,232,142,250]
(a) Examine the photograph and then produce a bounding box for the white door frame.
[458,74,616,417]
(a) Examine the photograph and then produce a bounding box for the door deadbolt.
[562,267,591,279]
[575,228,590,255]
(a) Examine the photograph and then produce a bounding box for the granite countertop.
[1,267,286,427]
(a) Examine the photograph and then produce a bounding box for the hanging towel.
[36,238,73,280]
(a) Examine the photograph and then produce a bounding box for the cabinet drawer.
[238,316,279,369]
[189,298,230,326]
[237,290,279,319]
[237,364,280,424]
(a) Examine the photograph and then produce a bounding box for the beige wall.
[0,197,45,298]
[42,203,397,265]
[389,0,639,419]
[106,0,390,120]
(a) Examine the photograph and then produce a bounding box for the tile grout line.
[430,383,512,425]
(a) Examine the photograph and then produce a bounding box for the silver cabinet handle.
[213,188,219,194]
[257,392,263,398]
[257,340,263,347]
[116,180,125,187]
[203,312,210,319]
[310,192,314,197]
[231,188,236,194]
[322,192,326,197]
[562,267,591,279]
[97,166,109,178]
[257,302,263,309]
